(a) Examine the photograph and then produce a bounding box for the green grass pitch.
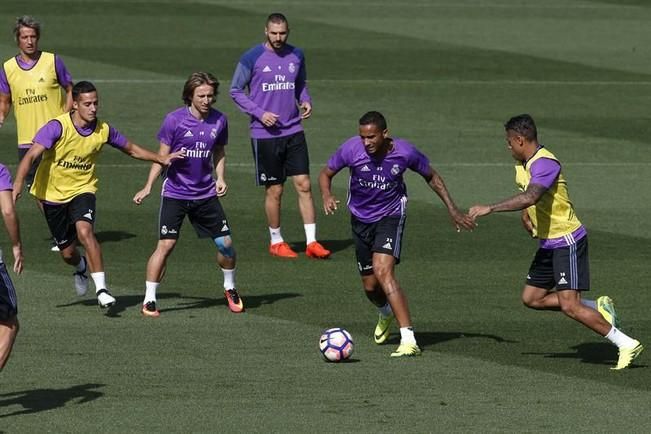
[0,0,650,431]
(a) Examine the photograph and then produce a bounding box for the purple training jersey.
[158,106,228,200]
[230,43,310,139]
[0,52,73,95]
[32,116,127,150]
[328,137,431,223]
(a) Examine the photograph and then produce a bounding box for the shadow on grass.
[288,238,354,255]
[95,230,137,243]
[0,383,104,418]
[522,342,648,367]
[56,291,302,317]
[393,331,516,348]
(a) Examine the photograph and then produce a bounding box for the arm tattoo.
[490,183,547,213]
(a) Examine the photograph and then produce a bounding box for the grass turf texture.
[1,0,650,431]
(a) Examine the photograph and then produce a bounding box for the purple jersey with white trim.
[327,137,431,223]
[32,117,127,149]
[0,53,72,95]
[158,107,228,200]
[230,43,310,139]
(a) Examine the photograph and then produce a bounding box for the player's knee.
[214,235,235,258]
[156,239,176,256]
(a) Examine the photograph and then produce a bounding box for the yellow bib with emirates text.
[514,148,582,239]
[31,113,110,203]
[3,52,66,145]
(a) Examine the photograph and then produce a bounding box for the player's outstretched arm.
[133,142,169,205]
[0,190,23,274]
[469,183,547,221]
[425,166,475,231]
[121,142,184,166]
[318,166,340,215]
[13,144,46,203]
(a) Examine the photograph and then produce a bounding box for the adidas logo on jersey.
[184,130,194,138]
[262,65,272,72]
[361,165,371,172]
[39,77,45,82]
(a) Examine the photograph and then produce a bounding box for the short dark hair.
[14,15,40,41]
[359,111,387,131]
[182,72,219,106]
[266,13,288,26]
[504,114,537,141]
[72,81,97,101]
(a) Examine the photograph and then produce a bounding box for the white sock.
[399,327,417,345]
[91,272,107,291]
[222,268,236,290]
[378,303,393,317]
[269,227,284,245]
[304,223,316,244]
[76,256,86,273]
[605,326,638,349]
[145,281,159,303]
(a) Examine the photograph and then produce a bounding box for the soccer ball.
[319,327,354,362]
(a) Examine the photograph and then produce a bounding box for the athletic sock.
[378,303,393,318]
[222,268,236,290]
[76,256,86,273]
[304,223,316,244]
[399,327,417,345]
[605,326,638,349]
[269,227,284,245]
[91,272,107,292]
[145,281,159,303]
[581,298,597,310]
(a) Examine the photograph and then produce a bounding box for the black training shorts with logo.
[250,131,310,186]
[526,235,590,291]
[158,196,231,240]
[351,214,406,276]
[43,193,97,250]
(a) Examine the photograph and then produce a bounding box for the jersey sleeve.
[107,125,128,149]
[54,55,73,88]
[0,164,13,191]
[156,113,177,146]
[407,142,431,178]
[216,116,228,146]
[229,47,265,120]
[32,119,63,149]
[529,158,561,189]
[0,66,10,95]
[327,140,352,172]
[294,48,311,104]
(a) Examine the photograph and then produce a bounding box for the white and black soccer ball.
[319,327,354,362]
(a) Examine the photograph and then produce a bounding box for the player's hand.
[216,179,228,197]
[323,195,340,215]
[12,188,21,204]
[161,150,185,166]
[521,210,536,237]
[12,244,23,275]
[468,205,492,220]
[300,102,312,119]
[261,112,279,127]
[449,208,476,232]
[133,186,151,205]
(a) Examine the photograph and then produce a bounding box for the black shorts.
[526,236,590,291]
[43,193,97,250]
[251,131,310,186]
[158,196,231,240]
[0,262,18,321]
[351,215,406,276]
[18,147,42,190]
